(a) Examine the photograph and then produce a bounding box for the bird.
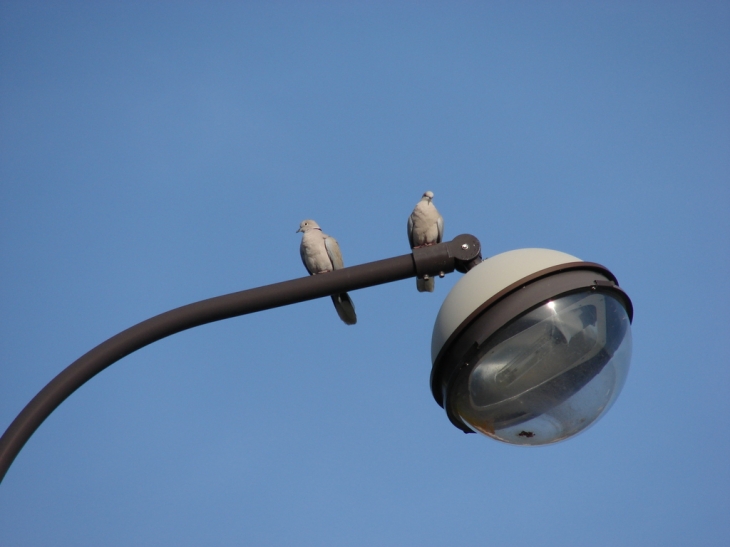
[297,219,357,325]
[407,190,444,292]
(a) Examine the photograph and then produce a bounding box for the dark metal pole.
[0,235,481,483]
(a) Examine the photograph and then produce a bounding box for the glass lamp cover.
[450,291,632,445]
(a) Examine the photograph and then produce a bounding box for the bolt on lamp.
[0,234,633,482]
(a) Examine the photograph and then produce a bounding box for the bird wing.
[436,213,444,243]
[324,236,345,270]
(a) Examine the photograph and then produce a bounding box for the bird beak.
[296,228,302,233]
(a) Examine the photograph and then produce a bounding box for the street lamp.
[430,248,633,445]
[0,234,633,483]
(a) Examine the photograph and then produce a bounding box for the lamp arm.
[0,235,481,483]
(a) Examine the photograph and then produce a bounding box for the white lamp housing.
[431,249,633,445]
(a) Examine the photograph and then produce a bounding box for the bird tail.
[417,277,435,292]
[331,293,357,325]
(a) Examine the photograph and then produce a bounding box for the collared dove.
[297,219,357,325]
[407,190,444,292]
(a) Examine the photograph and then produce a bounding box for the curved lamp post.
[0,234,633,483]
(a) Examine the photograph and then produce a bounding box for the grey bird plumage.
[407,191,444,292]
[297,219,357,325]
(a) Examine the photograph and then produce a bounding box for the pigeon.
[297,219,357,325]
[407,191,444,292]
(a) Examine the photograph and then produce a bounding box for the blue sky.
[1,2,728,545]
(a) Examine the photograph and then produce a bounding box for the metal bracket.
[411,234,483,280]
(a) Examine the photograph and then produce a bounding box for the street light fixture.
[0,234,633,483]
[431,248,633,445]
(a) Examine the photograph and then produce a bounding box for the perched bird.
[407,191,444,292]
[297,219,357,325]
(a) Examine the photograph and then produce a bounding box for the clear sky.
[1,2,728,545]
